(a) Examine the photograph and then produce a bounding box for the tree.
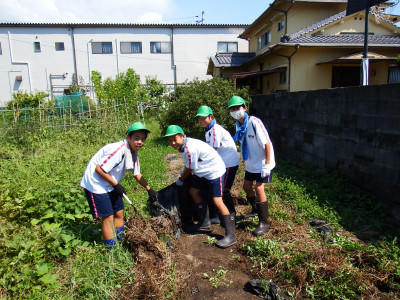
[159,77,251,139]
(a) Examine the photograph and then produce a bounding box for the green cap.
[227,96,246,109]
[127,122,150,134]
[195,105,213,117]
[164,125,184,137]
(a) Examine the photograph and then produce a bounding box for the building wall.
[251,83,400,219]
[0,25,247,105]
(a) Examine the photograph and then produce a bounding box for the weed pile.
[120,212,177,299]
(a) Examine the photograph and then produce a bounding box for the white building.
[0,23,248,105]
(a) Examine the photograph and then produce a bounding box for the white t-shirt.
[236,116,276,173]
[205,123,240,168]
[180,137,226,180]
[80,139,140,194]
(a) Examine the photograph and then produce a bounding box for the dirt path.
[163,154,261,299]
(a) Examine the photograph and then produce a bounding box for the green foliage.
[159,77,251,139]
[243,238,284,269]
[6,90,48,109]
[91,69,165,122]
[0,118,172,298]
[395,54,400,67]
[203,266,232,288]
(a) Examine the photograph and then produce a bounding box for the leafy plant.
[203,266,232,288]
[159,77,251,139]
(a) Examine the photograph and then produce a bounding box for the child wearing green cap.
[196,105,240,222]
[227,96,276,237]
[80,122,157,250]
[164,125,237,249]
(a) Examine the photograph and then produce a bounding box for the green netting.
[54,92,88,114]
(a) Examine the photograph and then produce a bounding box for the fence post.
[124,97,129,126]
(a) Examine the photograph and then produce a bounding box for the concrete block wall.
[251,83,400,218]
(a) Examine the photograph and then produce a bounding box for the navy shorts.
[224,166,238,191]
[244,170,273,183]
[191,174,225,197]
[84,189,124,218]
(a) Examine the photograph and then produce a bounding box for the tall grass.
[0,118,173,298]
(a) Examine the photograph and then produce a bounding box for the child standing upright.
[227,96,276,236]
[80,122,157,249]
[196,105,239,219]
[164,125,237,248]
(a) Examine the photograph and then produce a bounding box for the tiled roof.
[282,10,399,43]
[211,52,256,67]
[0,22,249,28]
[287,34,400,45]
[284,10,347,42]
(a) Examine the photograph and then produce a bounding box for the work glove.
[113,183,125,196]
[175,178,184,187]
[261,164,271,178]
[147,188,158,201]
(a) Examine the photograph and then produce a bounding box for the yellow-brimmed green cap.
[164,125,184,137]
[195,105,213,117]
[127,122,150,134]
[227,96,246,109]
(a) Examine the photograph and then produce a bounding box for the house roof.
[210,52,256,68]
[317,51,396,64]
[0,22,249,28]
[283,10,399,43]
[286,33,400,46]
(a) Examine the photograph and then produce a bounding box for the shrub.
[159,77,251,139]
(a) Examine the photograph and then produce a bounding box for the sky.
[0,0,399,25]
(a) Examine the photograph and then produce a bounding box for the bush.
[159,77,251,139]
[6,90,48,109]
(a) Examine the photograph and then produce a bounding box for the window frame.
[150,42,171,53]
[279,70,287,84]
[278,19,284,32]
[217,41,238,53]
[34,41,41,52]
[91,42,113,54]
[258,30,271,50]
[120,41,142,54]
[55,42,65,51]
[0,42,2,55]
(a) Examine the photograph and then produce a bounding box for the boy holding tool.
[80,122,157,249]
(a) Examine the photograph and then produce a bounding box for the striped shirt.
[180,138,225,180]
[80,139,140,194]
[205,123,240,168]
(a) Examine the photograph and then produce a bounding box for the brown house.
[207,0,400,95]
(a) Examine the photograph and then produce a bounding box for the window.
[217,42,238,53]
[388,67,400,83]
[150,42,171,53]
[55,42,65,51]
[120,42,142,53]
[279,70,287,84]
[34,42,41,52]
[91,42,113,54]
[278,19,284,32]
[258,30,271,50]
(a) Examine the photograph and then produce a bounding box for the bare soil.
[120,153,400,299]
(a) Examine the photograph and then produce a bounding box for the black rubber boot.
[223,192,236,215]
[243,196,257,219]
[216,213,237,248]
[193,202,211,230]
[252,202,270,236]
[208,202,221,225]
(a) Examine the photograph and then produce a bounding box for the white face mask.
[230,110,244,120]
